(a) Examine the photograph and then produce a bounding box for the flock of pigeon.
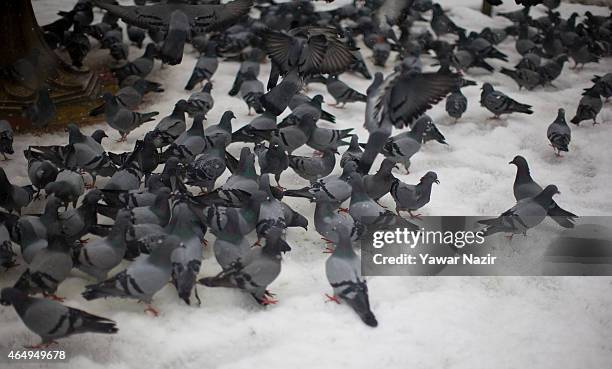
[0,0,610,349]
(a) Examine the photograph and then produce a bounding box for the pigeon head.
[220,111,236,130]
[508,155,528,168]
[202,82,213,93]
[175,99,189,110]
[534,185,561,206]
[481,83,494,93]
[91,129,108,143]
[420,171,439,184]
[311,95,324,105]
[556,108,566,122]
[84,189,104,204]
[0,287,27,306]
[432,3,443,14]
[379,159,398,173]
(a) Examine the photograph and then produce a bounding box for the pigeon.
[63,123,115,185]
[228,49,263,96]
[24,149,59,196]
[75,210,130,281]
[238,69,265,115]
[0,225,17,270]
[289,149,337,183]
[547,108,571,156]
[150,100,189,148]
[363,159,397,201]
[127,25,146,48]
[0,288,118,348]
[184,136,227,192]
[58,189,103,244]
[509,155,577,228]
[102,92,159,141]
[568,39,600,69]
[64,24,91,68]
[13,236,73,298]
[109,42,129,62]
[102,165,142,192]
[372,40,391,67]
[480,83,533,118]
[340,135,363,168]
[186,83,214,117]
[314,199,363,246]
[44,169,85,209]
[256,175,286,241]
[571,87,603,125]
[160,9,189,65]
[200,191,266,238]
[82,234,183,315]
[478,185,561,237]
[111,43,157,82]
[325,75,367,108]
[231,112,277,144]
[390,171,439,217]
[273,114,316,154]
[185,42,219,90]
[445,86,468,121]
[307,124,352,153]
[288,93,335,124]
[284,161,356,205]
[260,69,302,116]
[255,137,289,187]
[325,227,377,327]
[15,196,62,264]
[213,233,250,271]
[591,73,612,101]
[0,167,34,214]
[414,115,447,145]
[89,79,151,116]
[167,200,206,305]
[117,188,171,227]
[0,120,14,160]
[163,115,207,163]
[500,66,542,90]
[431,4,465,38]
[538,54,569,86]
[381,118,429,173]
[23,86,57,129]
[199,227,288,305]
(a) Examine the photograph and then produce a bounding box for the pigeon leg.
[259,295,278,305]
[337,207,349,214]
[408,211,422,220]
[42,293,65,302]
[144,304,160,317]
[325,293,341,304]
[253,239,262,247]
[24,341,58,349]
[79,238,90,245]
[201,239,208,248]
[323,247,333,254]
[593,119,599,125]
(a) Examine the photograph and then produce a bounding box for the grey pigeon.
[185,42,219,90]
[186,83,214,117]
[102,92,159,141]
[391,171,439,217]
[213,233,250,271]
[509,155,577,228]
[201,191,266,238]
[0,288,117,348]
[307,124,352,153]
[185,136,227,192]
[289,93,335,124]
[414,114,447,145]
[1,223,17,270]
[64,123,115,185]
[284,161,356,205]
[261,69,302,116]
[0,168,34,214]
[381,118,429,173]
[23,86,57,129]
[75,210,130,281]
[16,196,62,264]
[45,169,85,209]
[167,201,206,305]
[314,199,363,246]
[238,69,265,115]
[547,108,571,156]
[151,100,189,148]
[363,159,397,201]
[204,110,235,148]
[160,9,189,65]
[539,54,569,87]
[478,185,561,237]
[591,73,612,101]
[102,165,142,192]
[372,40,391,67]
[325,228,377,327]
[163,115,207,163]
[571,87,603,126]
[256,175,286,241]
[89,80,150,116]
[500,66,542,91]
[231,112,277,144]
[124,188,172,227]
[0,120,14,160]
[229,49,262,96]
[431,4,465,37]
[14,236,73,298]
[82,234,183,315]
[199,227,288,305]
[289,149,337,183]
[109,42,129,62]
[112,43,157,82]
[326,75,367,108]
[58,189,103,244]
[255,137,289,187]
[480,83,533,118]
[445,86,468,121]
[340,135,362,168]
[127,25,145,48]
[273,114,316,154]
[24,149,59,196]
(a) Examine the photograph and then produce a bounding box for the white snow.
[1,1,612,368]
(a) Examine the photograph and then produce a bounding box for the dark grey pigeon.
[340,135,362,168]
[273,114,316,154]
[199,227,288,305]
[480,83,533,118]
[82,234,183,315]
[0,120,14,160]
[547,108,571,156]
[45,169,85,209]
[0,167,34,214]
[372,40,391,67]
[213,233,250,271]
[186,83,214,117]
[500,67,542,90]
[102,92,159,141]
[201,191,266,238]
[591,73,612,101]
[284,161,356,205]
[204,110,235,148]
[571,87,603,126]
[288,93,335,124]
[431,4,465,37]
[445,86,468,121]
[89,79,150,116]
[160,9,189,65]
[325,227,377,327]
[163,115,207,163]
[363,159,397,201]
[390,171,439,217]
[381,118,429,173]
[58,189,103,244]
[256,176,286,241]
[0,288,117,348]
[24,149,58,196]
[185,136,227,192]
[23,86,56,129]
[229,49,263,96]
[478,185,560,237]
[185,42,219,90]
[326,75,367,108]
[16,196,62,264]
[255,137,289,187]
[111,43,157,82]
[238,69,265,115]
[151,100,189,148]
[260,69,302,116]
[232,112,277,144]
[509,155,577,228]
[1,224,17,270]
[538,54,569,87]
[289,149,337,183]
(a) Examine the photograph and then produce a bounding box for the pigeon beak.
[393,165,399,170]
[556,190,561,195]
[434,179,440,184]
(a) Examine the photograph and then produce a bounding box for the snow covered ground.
[1,0,612,368]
